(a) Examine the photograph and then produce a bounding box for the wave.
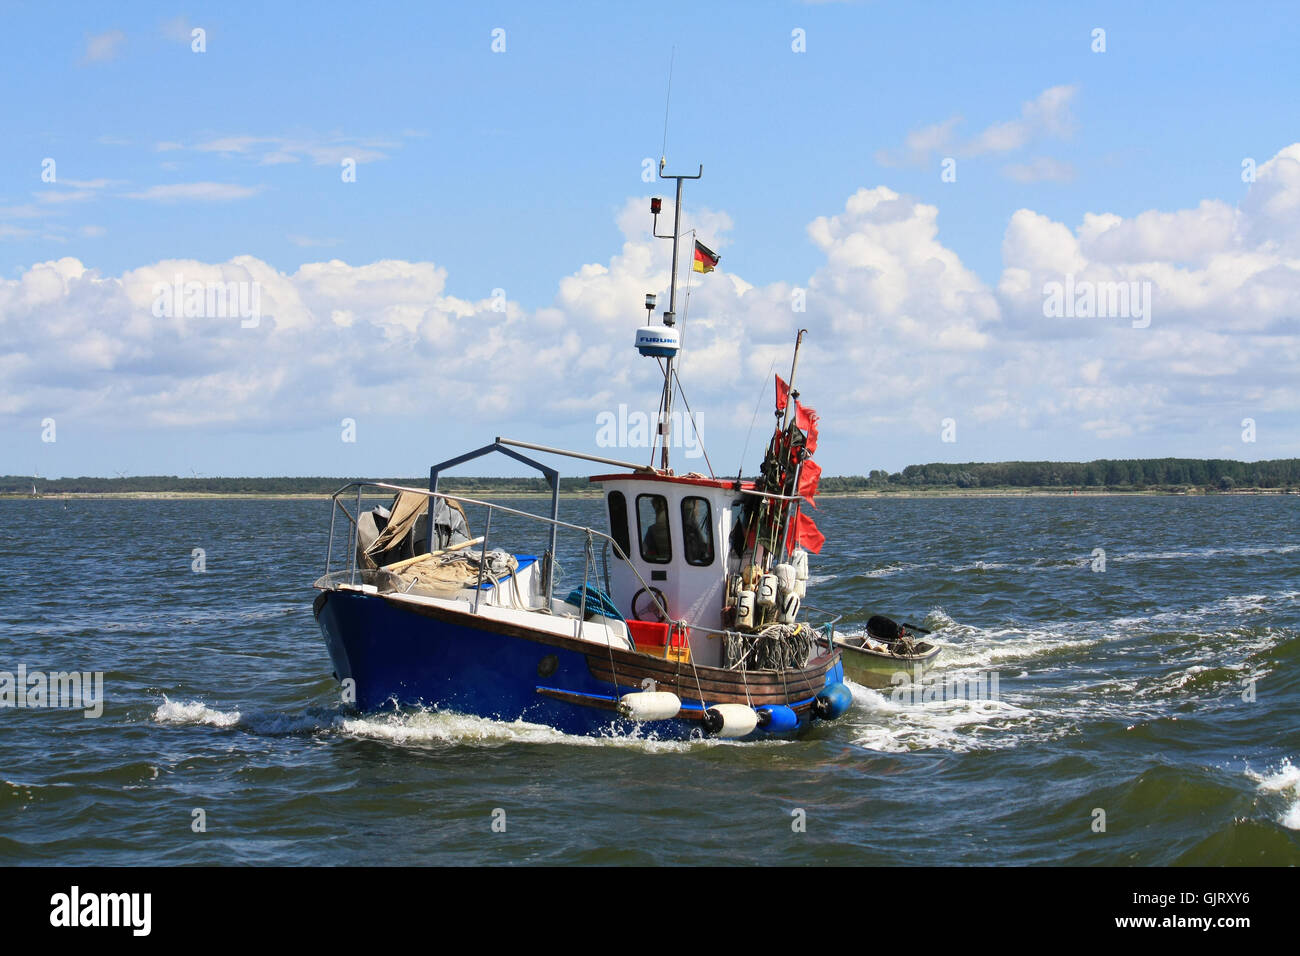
[1248,761,1300,830]
[949,560,1016,572]
[843,680,1038,754]
[153,697,241,728]
[838,599,1295,754]
[1114,544,1300,562]
[859,563,921,579]
[148,697,766,754]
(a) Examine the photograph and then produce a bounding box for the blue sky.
[3,1,1299,479]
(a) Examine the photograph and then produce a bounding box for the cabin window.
[729,498,750,557]
[607,491,631,561]
[681,496,714,566]
[636,494,672,563]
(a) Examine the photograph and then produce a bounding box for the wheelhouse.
[594,472,753,667]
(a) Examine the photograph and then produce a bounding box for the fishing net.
[724,622,816,671]
[391,550,518,597]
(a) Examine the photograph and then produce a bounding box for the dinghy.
[835,615,942,689]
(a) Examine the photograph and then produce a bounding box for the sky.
[3,0,1299,480]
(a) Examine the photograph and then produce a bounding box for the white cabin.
[593,473,753,668]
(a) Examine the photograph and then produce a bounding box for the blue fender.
[812,681,852,721]
[755,704,799,734]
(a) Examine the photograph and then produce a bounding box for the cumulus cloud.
[965,85,1077,156]
[878,85,1078,169]
[991,144,1300,440]
[875,117,961,168]
[4,144,1299,463]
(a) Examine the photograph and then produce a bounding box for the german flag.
[692,240,719,274]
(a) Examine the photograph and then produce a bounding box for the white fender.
[736,590,756,629]
[792,548,809,581]
[706,703,759,738]
[774,563,797,594]
[757,573,778,607]
[617,691,682,721]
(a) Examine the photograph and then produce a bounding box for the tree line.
[828,458,1300,491]
[6,458,1298,495]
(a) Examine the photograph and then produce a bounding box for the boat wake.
[844,680,1037,753]
[150,696,778,754]
[839,597,1296,755]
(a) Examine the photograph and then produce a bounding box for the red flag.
[786,510,824,554]
[798,458,822,509]
[775,374,790,413]
[795,400,819,454]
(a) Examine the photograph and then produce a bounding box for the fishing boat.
[311,161,853,739]
[835,615,941,689]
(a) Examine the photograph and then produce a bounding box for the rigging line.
[672,370,715,479]
[684,625,709,718]
[679,230,696,348]
[738,357,779,479]
[649,356,668,469]
[796,629,821,700]
[661,46,675,163]
[588,533,624,702]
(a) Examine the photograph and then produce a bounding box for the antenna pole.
[655,162,702,472]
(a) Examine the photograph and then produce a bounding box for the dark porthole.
[537,654,559,678]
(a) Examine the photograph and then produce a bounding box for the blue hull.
[313,589,845,740]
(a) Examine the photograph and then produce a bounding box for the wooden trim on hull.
[585,658,832,704]
[343,589,839,707]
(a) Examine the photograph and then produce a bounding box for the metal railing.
[321,480,673,623]
[319,480,843,659]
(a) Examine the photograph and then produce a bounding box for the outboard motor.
[867,615,906,644]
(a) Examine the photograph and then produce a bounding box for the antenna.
[654,162,701,472]
[660,46,675,168]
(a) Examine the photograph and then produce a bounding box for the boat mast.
[654,159,702,472]
[782,329,808,430]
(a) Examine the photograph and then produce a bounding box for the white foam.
[862,563,917,578]
[147,696,771,753]
[844,679,1037,753]
[152,697,241,728]
[332,707,772,753]
[950,560,1015,572]
[835,592,1298,755]
[1247,761,1300,830]
[1116,544,1300,562]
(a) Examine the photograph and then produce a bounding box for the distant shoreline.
[6,487,1295,501]
[9,457,1295,500]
